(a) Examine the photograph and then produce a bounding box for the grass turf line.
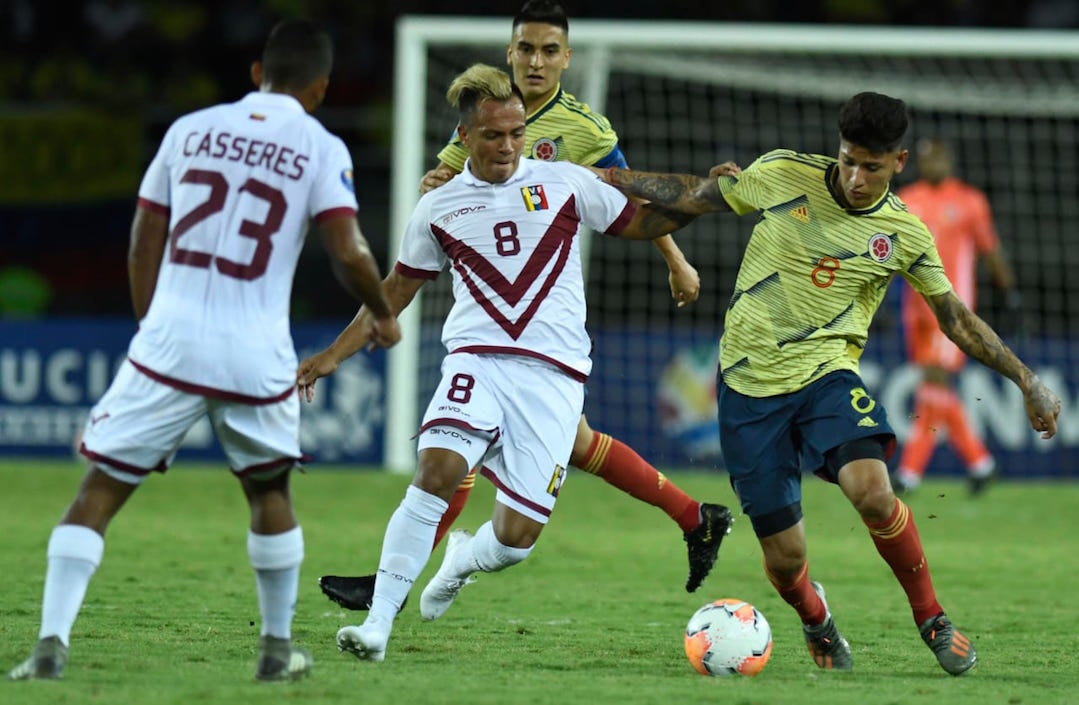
[1,460,1076,705]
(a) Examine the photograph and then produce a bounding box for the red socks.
[865,498,943,625]
[579,432,700,533]
[766,561,828,626]
[433,430,704,549]
[432,468,476,549]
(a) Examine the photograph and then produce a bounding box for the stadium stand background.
[2,0,1076,320]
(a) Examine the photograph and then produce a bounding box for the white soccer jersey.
[130,92,358,402]
[396,159,635,381]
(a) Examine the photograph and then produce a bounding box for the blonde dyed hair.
[446,63,524,124]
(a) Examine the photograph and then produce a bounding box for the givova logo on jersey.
[521,184,548,211]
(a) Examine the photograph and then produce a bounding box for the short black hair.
[513,0,569,34]
[261,19,333,90]
[837,92,909,153]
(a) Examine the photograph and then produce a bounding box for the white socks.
[457,520,532,575]
[248,527,304,640]
[39,524,104,646]
[368,486,449,625]
[38,524,305,646]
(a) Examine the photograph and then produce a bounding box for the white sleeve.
[395,196,446,275]
[564,163,632,234]
[137,123,177,209]
[309,134,360,220]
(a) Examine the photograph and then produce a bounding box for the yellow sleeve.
[718,174,757,215]
[717,151,788,215]
[436,137,468,172]
[900,221,954,298]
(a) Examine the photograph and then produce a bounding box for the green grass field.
[1,460,1076,705]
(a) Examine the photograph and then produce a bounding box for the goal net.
[388,18,1079,477]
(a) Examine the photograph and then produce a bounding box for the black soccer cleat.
[319,574,377,611]
[320,574,409,613]
[683,503,734,593]
[967,462,997,497]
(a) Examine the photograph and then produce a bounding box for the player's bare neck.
[829,168,854,209]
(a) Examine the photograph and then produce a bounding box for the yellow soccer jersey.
[437,86,624,170]
[717,149,953,397]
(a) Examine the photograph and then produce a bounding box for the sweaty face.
[835,140,907,209]
[506,22,571,109]
[460,97,527,184]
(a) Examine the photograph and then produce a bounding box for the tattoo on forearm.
[639,203,696,233]
[936,294,1031,387]
[630,174,692,204]
[610,170,729,214]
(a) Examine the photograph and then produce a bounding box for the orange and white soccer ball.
[684,598,773,677]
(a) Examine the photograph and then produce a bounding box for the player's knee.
[762,545,807,583]
[830,442,895,521]
[415,448,471,500]
[851,482,897,523]
[491,507,543,549]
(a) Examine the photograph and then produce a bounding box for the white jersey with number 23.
[131,91,358,402]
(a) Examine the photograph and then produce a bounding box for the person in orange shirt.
[894,139,1020,495]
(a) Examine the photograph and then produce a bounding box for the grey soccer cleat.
[8,636,68,681]
[920,613,977,675]
[255,635,313,681]
[803,581,852,670]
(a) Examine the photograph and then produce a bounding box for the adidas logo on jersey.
[857,417,879,428]
[791,205,810,223]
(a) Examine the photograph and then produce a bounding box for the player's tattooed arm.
[929,289,1061,438]
[619,202,701,241]
[604,168,733,215]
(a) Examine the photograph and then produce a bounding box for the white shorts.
[80,360,302,484]
[417,353,583,524]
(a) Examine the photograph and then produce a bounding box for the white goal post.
[385,17,1079,473]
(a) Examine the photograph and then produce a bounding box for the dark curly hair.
[837,92,909,153]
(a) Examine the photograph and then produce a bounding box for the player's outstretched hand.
[709,162,742,179]
[1025,378,1062,439]
[419,166,457,194]
[367,315,402,350]
[297,351,341,403]
[669,261,700,308]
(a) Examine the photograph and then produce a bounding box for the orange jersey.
[897,178,999,369]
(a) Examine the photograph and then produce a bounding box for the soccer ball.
[684,598,773,677]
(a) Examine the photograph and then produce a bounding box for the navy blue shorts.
[718,370,896,538]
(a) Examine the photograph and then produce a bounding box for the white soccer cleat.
[336,621,388,663]
[420,529,477,621]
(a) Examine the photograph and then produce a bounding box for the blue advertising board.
[0,319,385,466]
[4,320,1076,478]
